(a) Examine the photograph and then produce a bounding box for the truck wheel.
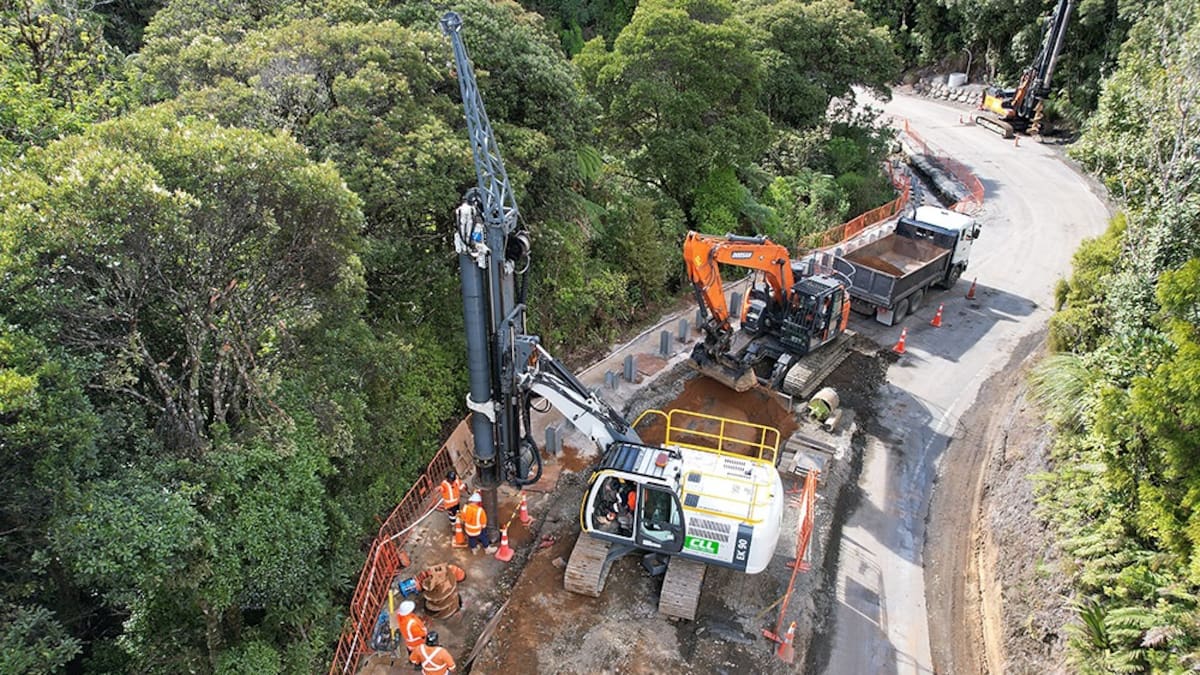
[892,298,910,325]
[942,266,962,290]
[909,289,925,314]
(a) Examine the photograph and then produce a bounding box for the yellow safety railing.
[633,408,781,466]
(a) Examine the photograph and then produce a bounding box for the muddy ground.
[924,329,1073,674]
[463,348,888,675]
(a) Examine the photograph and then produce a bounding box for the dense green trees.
[1033,1,1200,670]
[0,0,908,670]
[1,106,369,670]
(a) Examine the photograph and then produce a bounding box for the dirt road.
[812,93,1109,675]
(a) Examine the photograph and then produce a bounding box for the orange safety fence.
[764,468,819,659]
[901,119,984,215]
[329,434,474,675]
[800,163,910,251]
[799,118,985,251]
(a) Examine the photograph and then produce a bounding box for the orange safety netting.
[800,118,984,252]
[328,442,470,675]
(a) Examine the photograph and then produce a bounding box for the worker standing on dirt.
[439,470,466,525]
[409,631,455,674]
[396,601,427,655]
[461,492,495,555]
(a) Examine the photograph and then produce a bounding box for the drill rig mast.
[441,12,638,532]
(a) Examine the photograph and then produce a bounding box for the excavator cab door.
[585,475,637,541]
[634,485,684,553]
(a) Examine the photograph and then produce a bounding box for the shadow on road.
[851,281,1038,364]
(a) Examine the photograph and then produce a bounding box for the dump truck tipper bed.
[831,206,980,325]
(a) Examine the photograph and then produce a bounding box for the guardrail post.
[730,292,742,315]
[659,330,671,357]
[677,319,688,341]
[623,354,635,382]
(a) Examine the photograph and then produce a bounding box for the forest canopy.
[1,0,1172,671]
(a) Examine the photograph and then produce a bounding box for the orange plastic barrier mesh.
[901,119,984,215]
[800,118,985,251]
[329,440,472,675]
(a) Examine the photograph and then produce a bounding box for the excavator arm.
[683,231,795,337]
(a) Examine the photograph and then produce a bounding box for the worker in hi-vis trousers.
[410,631,455,674]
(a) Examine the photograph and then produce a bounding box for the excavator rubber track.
[563,534,615,597]
[973,113,1015,139]
[657,557,706,621]
[780,332,854,399]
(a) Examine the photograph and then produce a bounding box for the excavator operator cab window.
[588,476,636,540]
[636,486,683,553]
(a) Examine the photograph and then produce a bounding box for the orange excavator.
[684,232,851,392]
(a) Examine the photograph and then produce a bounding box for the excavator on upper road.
[975,0,1074,138]
[441,12,801,623]
[684,231,851,394]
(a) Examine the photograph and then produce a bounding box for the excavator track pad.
[780,332,853,399]
[564,534,615,597]
[658,557,706,621]
[973,113,1015,138]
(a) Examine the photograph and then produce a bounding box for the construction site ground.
[359,91,1110,675]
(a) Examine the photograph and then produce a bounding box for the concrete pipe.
[808,387,840,422]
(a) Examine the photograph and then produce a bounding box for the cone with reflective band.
[777,621,797,663]
[494,527,514,562]
[518,493,533,526]
[452,519,467,548]
[931,303,944,327]
[966,277,977,300]
[892,327,908,355]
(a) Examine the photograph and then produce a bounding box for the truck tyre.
[892,298,910,325]
[942,266,962,290]
[909,289,925,314]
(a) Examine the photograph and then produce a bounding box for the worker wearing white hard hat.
[396,599,427,654]
[460,492,494,554]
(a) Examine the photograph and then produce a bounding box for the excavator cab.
[779,275,847,356]
[582,469,684,554]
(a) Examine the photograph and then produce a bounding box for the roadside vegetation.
[0,0,904,671]
[1028,1,1200,670]
[0,0,1183,671]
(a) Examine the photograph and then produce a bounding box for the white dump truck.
[830,206,980,325]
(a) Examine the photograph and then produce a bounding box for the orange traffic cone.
[966,278,978,300]
[776,621,797,663]
[494,527,514,562]
[518,493,533,526]
[452,520,467,548]
[930,303,944,327]
[892,327,908,355]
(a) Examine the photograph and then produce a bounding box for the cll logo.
[730,251,753,260]
[684,536,720,556]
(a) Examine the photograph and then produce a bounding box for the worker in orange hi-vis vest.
[439,470,466,524]
[409,631,455,674]
[460,493,494,555]
[395,600,427,655]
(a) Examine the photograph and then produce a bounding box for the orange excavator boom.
[683,232,795,328]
